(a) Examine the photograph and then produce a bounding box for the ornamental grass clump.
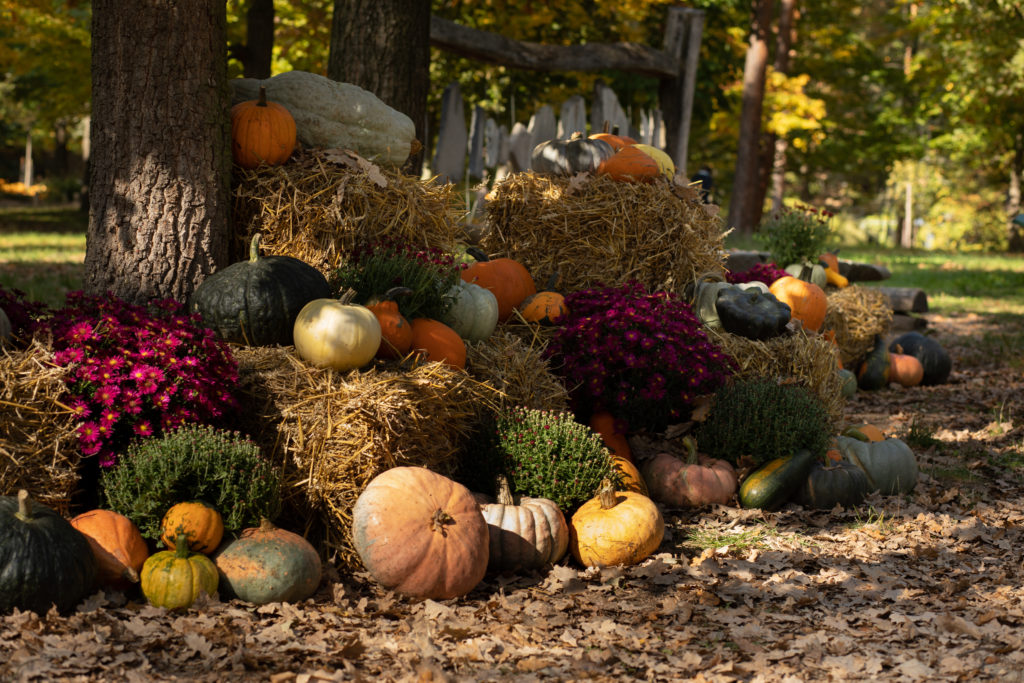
[756,203,834,267]
[544,281,734,432]
[694,377,831,468]
[491,406,612,513]
[44,292,238,467]
[331,237,462,320]
[100,424,281,541]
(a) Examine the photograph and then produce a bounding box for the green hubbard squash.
[212,519,322,604]
[796,459,870,510]
[738,449,816,510]
[835,435,918,495]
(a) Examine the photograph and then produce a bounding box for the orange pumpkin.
[890,352,924,387]
[589,411,632,462]
[589,122,637,150]
[569,480,664,568]
[230,86,296,169]
[612,454,648,495]
[640,437,738,508]
[160,501,224,555]
[597,145,661,182]
[518,273,567,325]
[366,287,413,359]
[352,466,489,599]
[818,251,840,272]
[409,318,467,369]
[769,276,827,333]
[460,248,536,322]
[70,509,149,588]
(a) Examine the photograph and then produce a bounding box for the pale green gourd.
[441,281,499,342]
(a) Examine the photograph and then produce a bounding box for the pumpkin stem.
[383,286,413,301]
[257,85,269,107]
[15,489,31,521]
[249,233,263,262]
[596,478,618,510]
[495,475,515,506]
[601,120,611,134]
[259,517,276,533]
[430,508,455,536]
[339,287,358,305]
[173,532,192,558]
[681,435,699,465]
[465,246,490,263]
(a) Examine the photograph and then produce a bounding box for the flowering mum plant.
[544,281,734,432]
[331,237,463,320]
[44,291,239,467]
[726,261,789,287]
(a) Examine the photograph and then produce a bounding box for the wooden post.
[659,7,704,178]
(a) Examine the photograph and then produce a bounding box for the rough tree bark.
[87,0,231,305]
[727,0,775,235]
[328,0,430,175]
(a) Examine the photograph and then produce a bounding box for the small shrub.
[100,424,281,541]
[756,203,834,267]
[491,406,612,512]
[694,377,831,467]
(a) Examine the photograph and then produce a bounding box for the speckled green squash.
[140,534,219,610]
[212,519,322,605]
[189,233,331,346]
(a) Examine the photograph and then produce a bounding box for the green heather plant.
[694,377,831,468]
[100,424,281,541]
[491,406,613,512]
[756,203,834,267]
[331,237,462,320]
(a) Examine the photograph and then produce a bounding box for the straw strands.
[231,148,464,274]
[823,285,893,369]
[466,330,570,420]
[0,338,81,516]
[484,173,726,296]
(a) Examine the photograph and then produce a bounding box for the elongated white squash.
[230,71,416,166]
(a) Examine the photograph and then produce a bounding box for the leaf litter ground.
[3,312,1023,682]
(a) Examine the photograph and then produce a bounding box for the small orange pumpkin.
[589,411,632,462]
[365,287,413,360]
[769,275,827,333]
[160,501,224,555]
[589,122,637,151]
[597,145,662,182]
[460,247,537,322]
[889,352,924,387]
[70,509,149,588]
[518,273,568,325]
[409,318,467,369]
[230,86,296,169]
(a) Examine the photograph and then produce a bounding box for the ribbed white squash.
[441,281,498,342]
[230,71,416,166]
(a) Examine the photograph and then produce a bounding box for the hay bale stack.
[484,173,726,296]
[709,329,845,430]
[466,330,570,420]
[823,285,893,368]
[233,347,481,570]
[231,149,464,274]
[0,339,80,516]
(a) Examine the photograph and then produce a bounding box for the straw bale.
[709,329,845,430]
[823,285,893,368]
[232,347,480,570]
[231,148,464,274]
[484,173,726,296]
[465,330,570,421]
[0,338,80,516]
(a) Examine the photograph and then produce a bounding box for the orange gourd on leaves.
[890,352,924,387]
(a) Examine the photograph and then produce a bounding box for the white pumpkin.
[293,295,381,371]
[441,281,499,343]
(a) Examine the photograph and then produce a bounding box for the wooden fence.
[426,8,705,186]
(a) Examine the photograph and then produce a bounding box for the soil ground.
[3,312,1023,682]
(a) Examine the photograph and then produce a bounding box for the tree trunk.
[1008,129,1024,252]
[328,0,430,175]
[22,133,33,187]
[763,0,796,214]
[87,0,231,305]
[727,0,775,235]
[244,0,274,79]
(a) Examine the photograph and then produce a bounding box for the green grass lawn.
[1,205,87,308]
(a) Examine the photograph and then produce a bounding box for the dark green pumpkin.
[796,460,870,510]
[0,490,97,614]
[716,284,791,340]
[837,368,858,398]
[530,133,614,175]
[738,449,816,510]
[889,332,951,385]
[856,336,891,391]
[212,519,322,605]
[189,233,331,346]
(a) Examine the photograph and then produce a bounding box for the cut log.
[838,260,890,282]
[889,312,929,333]
[875,286,928,313]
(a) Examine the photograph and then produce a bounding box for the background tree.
[86,0,231,304]
[327,0,430,174]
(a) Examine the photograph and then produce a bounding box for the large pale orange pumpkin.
[230,86,296,169]
[461,248,536,322]
[160,502,224,555]
[640,437,737,508]
[769,276,827,333]
[352,467,489,599]
[70,509,149,588]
